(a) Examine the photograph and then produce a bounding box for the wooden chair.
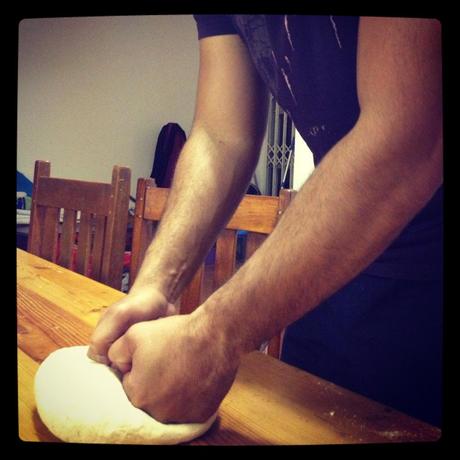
[130,178,296,358]
[27,160,131,290]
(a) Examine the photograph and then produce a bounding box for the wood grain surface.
[17,249,441,445]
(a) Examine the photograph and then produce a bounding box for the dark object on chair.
[150,123,186,187]
[247,183,261,195]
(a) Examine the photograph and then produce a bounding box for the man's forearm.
[195,118,443,356]
[131,125,261,303]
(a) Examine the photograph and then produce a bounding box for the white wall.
[17,15,201,196]
[293,129,315,190]
[253,129,268,194]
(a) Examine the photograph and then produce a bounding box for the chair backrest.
[130,178,296,358]
[27,160,131,290]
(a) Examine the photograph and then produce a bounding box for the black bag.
[150,123,186,187]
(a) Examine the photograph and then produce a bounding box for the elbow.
[189,120,265,160]
[350,112,443,213]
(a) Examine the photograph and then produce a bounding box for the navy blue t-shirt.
[194,14,443,282]
[193,15,443,426]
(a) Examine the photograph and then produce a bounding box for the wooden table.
[17,248,441,445]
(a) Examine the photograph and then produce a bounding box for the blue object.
[17,171,33,196]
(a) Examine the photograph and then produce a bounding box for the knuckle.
[112,303,130,322]
[123,322,138,341]
[128,389,149,410]
[123,376,147,409]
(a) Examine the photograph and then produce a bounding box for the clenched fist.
[107,312,240,423]
[88,286,178,365]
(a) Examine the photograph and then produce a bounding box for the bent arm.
[88,34,268,362]
[195,17,443,355]
[131,34,268,302]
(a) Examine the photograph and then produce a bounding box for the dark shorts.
[281,272,443,427]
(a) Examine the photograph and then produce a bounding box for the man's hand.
[107,312,240,424]
[87,286,178,365]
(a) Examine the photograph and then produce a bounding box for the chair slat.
[214,229,237,290]
[180,264,204,314]
[60,209,77,269]
[27,205,46,257]
[27,161,51,256]
[245,232,266,260]
[129,178,156,288]
[143,186,169,221]
[100,166,131,290]
[75,212,93,276]
[40,207,60,262]
[91,214,107,280]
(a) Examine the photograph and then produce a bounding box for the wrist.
[127,282,177,317]
[190,295,255,362]
[131,247,192,304]
[129,268,176,303]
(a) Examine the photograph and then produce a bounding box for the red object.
[55,233,131,281]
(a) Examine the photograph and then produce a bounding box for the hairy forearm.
[131,125,260,302]
[195,118,443,356]
[131,34,268,303]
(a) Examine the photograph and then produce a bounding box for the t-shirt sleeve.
[193,14,237,39]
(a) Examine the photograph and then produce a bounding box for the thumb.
[108,334,133,374]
